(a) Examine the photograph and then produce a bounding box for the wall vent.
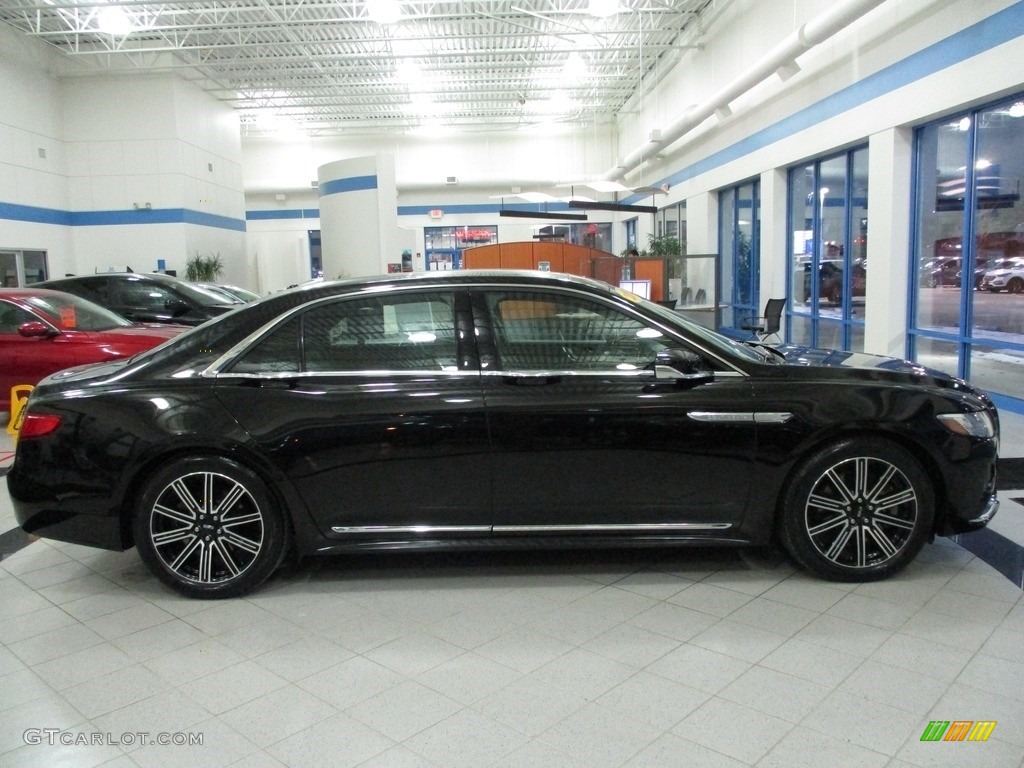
[446,176,458,185]
[310,180,319,188]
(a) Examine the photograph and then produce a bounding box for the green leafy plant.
[184,252,224,282]
[621,234,682,258]
[645,233,682,258]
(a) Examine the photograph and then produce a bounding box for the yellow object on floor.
[6,384,34,441]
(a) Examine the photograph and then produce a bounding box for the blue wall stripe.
[1,202,246,232]
[246,209,321,221]
[318,175,378,196]
[0,202,72,226]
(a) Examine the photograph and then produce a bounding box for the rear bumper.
[14,501,128,551]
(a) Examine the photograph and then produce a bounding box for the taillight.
[18,413,63,439]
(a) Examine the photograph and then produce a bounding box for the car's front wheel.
[1007,277,1023,294]
[134,456,288,598]
[778,439,934,581]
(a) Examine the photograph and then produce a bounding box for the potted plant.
[184,252,224,282]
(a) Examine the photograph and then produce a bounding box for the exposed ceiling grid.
[0,0,716,135]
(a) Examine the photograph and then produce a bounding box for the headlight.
[936,411,995,439]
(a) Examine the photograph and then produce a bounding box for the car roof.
[285,269,619,295]
[44,272,179,283]
[0,286,81,300]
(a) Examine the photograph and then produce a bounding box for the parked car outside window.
[980,257,1024,293]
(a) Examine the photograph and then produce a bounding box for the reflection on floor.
[0,414,1022,768]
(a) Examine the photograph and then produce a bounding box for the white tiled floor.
[1,415,1022,768]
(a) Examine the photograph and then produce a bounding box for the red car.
[0,288,187,399]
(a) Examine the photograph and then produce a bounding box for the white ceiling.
[0,0,720,137]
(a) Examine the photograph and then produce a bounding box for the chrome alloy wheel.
[148,471,265,585]
[803,456,918,569]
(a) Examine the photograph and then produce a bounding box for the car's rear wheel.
[134,456,288,598]
[778,439,933,581]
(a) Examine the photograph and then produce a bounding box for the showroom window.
[788,147,868,351]
[1,249,48,287]
[425,225,497,270]
[911,94,1024,405]
[657,203,686,245]
[719,181,760,335]
[624,218,637,253]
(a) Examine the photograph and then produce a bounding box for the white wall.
[0,22,247,284]
[0,24,74,276]
[242,127,617,195]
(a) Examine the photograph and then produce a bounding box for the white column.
[865,127,913,358]
[686,192,718,256]
[318,154,398,279]
[759,168,789,305]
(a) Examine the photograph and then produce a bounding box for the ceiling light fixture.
[569,201,659,214]
[562,52,588,81]
[499,209,588,221]
[587,0,622,18]
[366,0,400,25]
[96,4,136,36]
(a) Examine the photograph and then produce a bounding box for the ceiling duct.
[604,0,887,182]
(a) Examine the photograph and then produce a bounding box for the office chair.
[740,297,785,343]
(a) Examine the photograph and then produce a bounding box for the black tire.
[778,439,933,582]
[134,456,289,599]
[1008,278,1023,294]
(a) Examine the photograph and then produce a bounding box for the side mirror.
[165,298,191,317]
[18,321,58,338]
[654,348,714,384]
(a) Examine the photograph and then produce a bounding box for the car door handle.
[255,378,298,390]
[503,375,562,386]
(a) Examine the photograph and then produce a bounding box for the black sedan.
[38,272,238,326]
[9,271,1000,598]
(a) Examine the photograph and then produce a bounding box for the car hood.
[769,345,997,406]
[774,344,958,380]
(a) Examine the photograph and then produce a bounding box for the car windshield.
[637,294,769,363]
[26,292,133,331]
[204,284,261,302]
[193,283,245,304]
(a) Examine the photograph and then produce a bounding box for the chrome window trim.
[201,280,751,378]
[212,368,747,382]
[482,369,746,379]
[214,368,480,381]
